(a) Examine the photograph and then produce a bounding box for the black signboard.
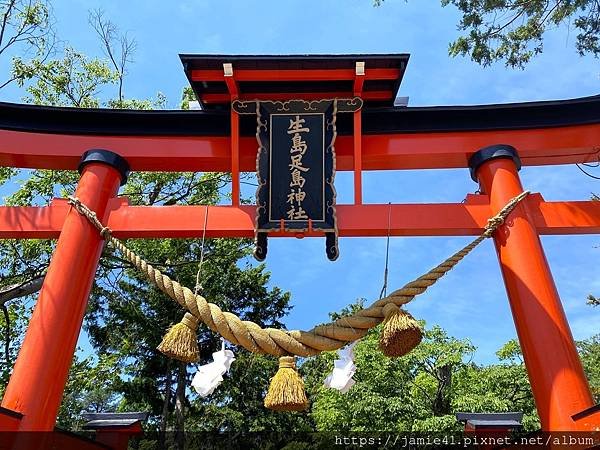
[232,98,362,261]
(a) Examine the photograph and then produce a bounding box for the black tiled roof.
[82,412,149,429]
[456,412,523,428]
[1,94,599,136]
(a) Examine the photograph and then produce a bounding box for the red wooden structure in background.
[0,55,599,446]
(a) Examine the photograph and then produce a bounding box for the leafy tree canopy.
[374,0,600,67]
[306,325,541,432]
[0,0,55,89]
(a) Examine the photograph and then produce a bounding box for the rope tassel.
[379,303,423,357]
[157,312,200,363]
[264,356,309,412]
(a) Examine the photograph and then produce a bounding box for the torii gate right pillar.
[470,145,599,432]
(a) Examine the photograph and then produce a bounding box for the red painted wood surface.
[94,424,143,450]
[475,158,597,431]
[1,163,121,431]
[1,123,598,172]
[2,195,600,239]
[190,67,401,82]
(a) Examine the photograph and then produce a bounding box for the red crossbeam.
[2,194,599,239]
[1,124,598,172]
[190,68,401,82]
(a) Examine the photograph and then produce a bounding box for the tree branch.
[88,8,135,103]
[0,274,45,305]
[0,0,17,49]
[1,303,10,366]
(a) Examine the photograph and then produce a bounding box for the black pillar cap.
[468,144,521,182]
[78,149,130,186]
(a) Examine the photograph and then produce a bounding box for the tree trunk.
[158,360,172,450]
[174,362,186,450]
[432,364,452,416]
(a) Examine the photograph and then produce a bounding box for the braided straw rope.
[68,191,529,357]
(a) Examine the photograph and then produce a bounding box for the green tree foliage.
[307,314,598,433]
[579,334,600,403]
[13,47,117,107]
[453,340,539,430]
[303,327,537,432]
[0,0,55,89]
[10,6,162,109]
[58,353,121,430]
[374,0,600,67]
[0,171,58,386]
[307,325,540,432]
[0,5,163,389]
[0,298,27,392]
[588,294,600,306]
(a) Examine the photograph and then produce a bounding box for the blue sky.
[1,0,599,365]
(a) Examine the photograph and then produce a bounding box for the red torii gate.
[0,54,599,438]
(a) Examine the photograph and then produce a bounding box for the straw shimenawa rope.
[68,191,529,358]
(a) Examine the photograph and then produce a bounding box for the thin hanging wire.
[575,147,600,180]
[576,163,600,180]
[194,204,209,296]
[379,202,392,299]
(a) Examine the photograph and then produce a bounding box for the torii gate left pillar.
[1,150,128,431]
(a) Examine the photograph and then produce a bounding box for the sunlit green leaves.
[309,323,544,432]
[14,47,118,107]
[578,334,600,402]
[58,353,122,429]
[0,167,17,188]
[375,0,600,67]
[18,1,48,27]
[5,169,78,206]
[0,0,54,89]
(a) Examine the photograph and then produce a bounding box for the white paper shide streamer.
[324,342,357,394]
[191,341,235,397]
